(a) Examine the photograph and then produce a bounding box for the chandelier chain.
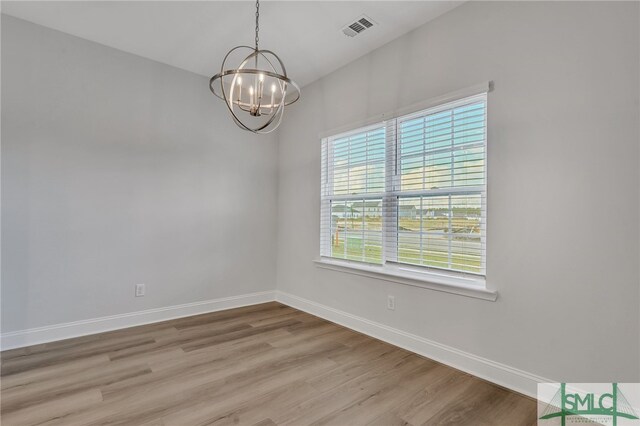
[255,0,260,50]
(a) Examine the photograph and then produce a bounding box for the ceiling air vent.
[342,15,376,37]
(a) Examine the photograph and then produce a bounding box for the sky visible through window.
[331,127,386,195]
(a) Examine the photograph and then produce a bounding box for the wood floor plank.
[0,389,103,426]
[91,344,341,425]
[169,303,292,331]
[0,354,111,392]
[147,353,341,426]
[200,380,321,426]
[420,378,507,425]
[99,342,278,401]
[147,332,289,373]
[276,352,430,425]
[179,319,302,353]
[395,365,478,425]
[1,325,178,362]
[0,302,536,425]
[311,356,441,425]
[1,363,151,414]
[1,336,156,376]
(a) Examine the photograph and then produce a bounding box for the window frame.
[318,84,495,300]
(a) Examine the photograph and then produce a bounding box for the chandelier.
[209,0,300,134]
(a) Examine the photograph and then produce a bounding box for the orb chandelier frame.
[209,0,300,134]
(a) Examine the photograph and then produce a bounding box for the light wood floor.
[1,302,536,425]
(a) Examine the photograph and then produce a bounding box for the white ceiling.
[1,1,463,87]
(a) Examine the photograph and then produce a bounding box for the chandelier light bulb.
[270,83,276,112]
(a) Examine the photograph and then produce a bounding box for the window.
[320,125,386,264]
[321,93,487,278]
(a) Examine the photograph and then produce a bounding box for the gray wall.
[275,1,640,382]
[1,15,279,332]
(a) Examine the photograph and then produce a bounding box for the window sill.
[313,258,497,302]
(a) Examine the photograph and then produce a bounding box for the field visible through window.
[330,213,482,273]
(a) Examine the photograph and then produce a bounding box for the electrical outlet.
[135,283,145,297]
[387,295,395,310]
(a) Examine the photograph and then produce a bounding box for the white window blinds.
[321,93,487,276]
[321,125,386,264]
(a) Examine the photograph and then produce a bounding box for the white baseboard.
[1,291,277,351]
[275,290,551,398]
